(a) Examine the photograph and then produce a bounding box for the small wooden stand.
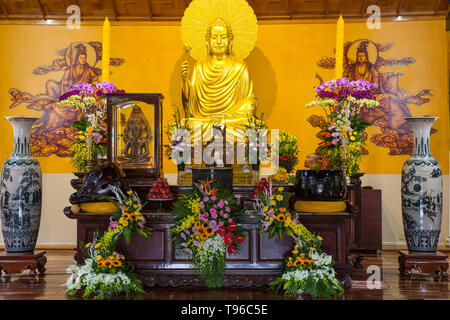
[398,250,449,280]
[0,251,47,277]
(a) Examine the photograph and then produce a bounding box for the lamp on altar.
[102,17,110,82]
[335,14,344,79]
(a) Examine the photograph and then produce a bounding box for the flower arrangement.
[164,106,192,167]
[305,78,379,177]
[278,130,300,173]
[253,182,298,240]
[58,81,124,172]
[245,112,270,167]
[64,185,151,299]
[171,180,245,288]
[270,231,344,298]
[252,179,343,298]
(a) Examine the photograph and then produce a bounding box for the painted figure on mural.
[8,41,124,157]
[313,39,433,155]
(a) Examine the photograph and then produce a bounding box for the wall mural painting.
[8,41,125,157]
[310,39,433,156]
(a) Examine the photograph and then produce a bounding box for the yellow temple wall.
[0,20,448,247]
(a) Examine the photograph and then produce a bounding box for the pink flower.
[218,200,224,208]
[225,206,231,213]
[211,196,217,200]
[203,197,209,202]
[218,221,224,227]
[211,212,218,219]
[108,216,118,231]
[210,208,216,215]
[220,210,224,216]
[224,214,228,219]
[200,203,205,209]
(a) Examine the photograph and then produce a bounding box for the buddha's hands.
[181,60,189,81]
[181,45,191,81]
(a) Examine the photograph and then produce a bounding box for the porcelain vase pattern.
[1,117,42,253]
[401,117,442,253]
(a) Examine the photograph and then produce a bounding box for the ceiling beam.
[324,0,329,18]
[359,0,366,17]
[396,0,403,17]
[37,0,46,20]
[0,0,9,19]
[111,0,119,20]
[288,0,294,19]
[147,0,153,20]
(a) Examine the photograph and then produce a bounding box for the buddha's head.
[206,18,233,57]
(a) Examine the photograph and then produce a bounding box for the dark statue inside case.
[121,105,152,163]
[107,93,164,184]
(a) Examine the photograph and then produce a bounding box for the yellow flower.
[317,235,323,241]
[287,261,293,267]
[269,217,274,222]
[284,218,291,227]
[86,126,93,136]
[270,200,276,206]
[278,187,284,192]
[294,244,299,249]
[279,207,286,213]
[350,136,356,141]
[132,196,138,201]
[276,195,283,201]
[292,249,298,254]
[276,214,286,222]
[96,255,102,261]
[263,206,268,212]
[85,242,92,248]
[95,243,101,249]
[127,190,133,195]
[122,220,129,227]
[122,213,130,220]
[119,218,124,224]
[79,135,85,141]
[269,196,274,200]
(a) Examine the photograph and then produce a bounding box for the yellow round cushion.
[294,200,346,213]
[80,202,118,213]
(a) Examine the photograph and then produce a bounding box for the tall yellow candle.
[334,14,344,79]
[101,17,110,82]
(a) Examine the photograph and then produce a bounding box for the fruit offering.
[147,177,174,199]
[250,178,271,199]
[268,167,290,182]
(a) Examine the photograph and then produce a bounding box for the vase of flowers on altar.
[305,78,379,180]
[268,130,300,185]
[58,81,125,173]
[164,106,193,185]
[245,112,270,183]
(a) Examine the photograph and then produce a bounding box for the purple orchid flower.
[59,89,80,101]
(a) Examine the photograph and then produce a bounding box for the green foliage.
[278,130,300,173]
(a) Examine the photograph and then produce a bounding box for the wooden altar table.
[64,207,353,288]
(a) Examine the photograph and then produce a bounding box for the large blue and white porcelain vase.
[1,117,42,253]
[401,117,442,253]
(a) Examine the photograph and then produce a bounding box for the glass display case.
[107,93,164,184]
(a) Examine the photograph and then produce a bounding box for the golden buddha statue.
[181,5,258,140]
